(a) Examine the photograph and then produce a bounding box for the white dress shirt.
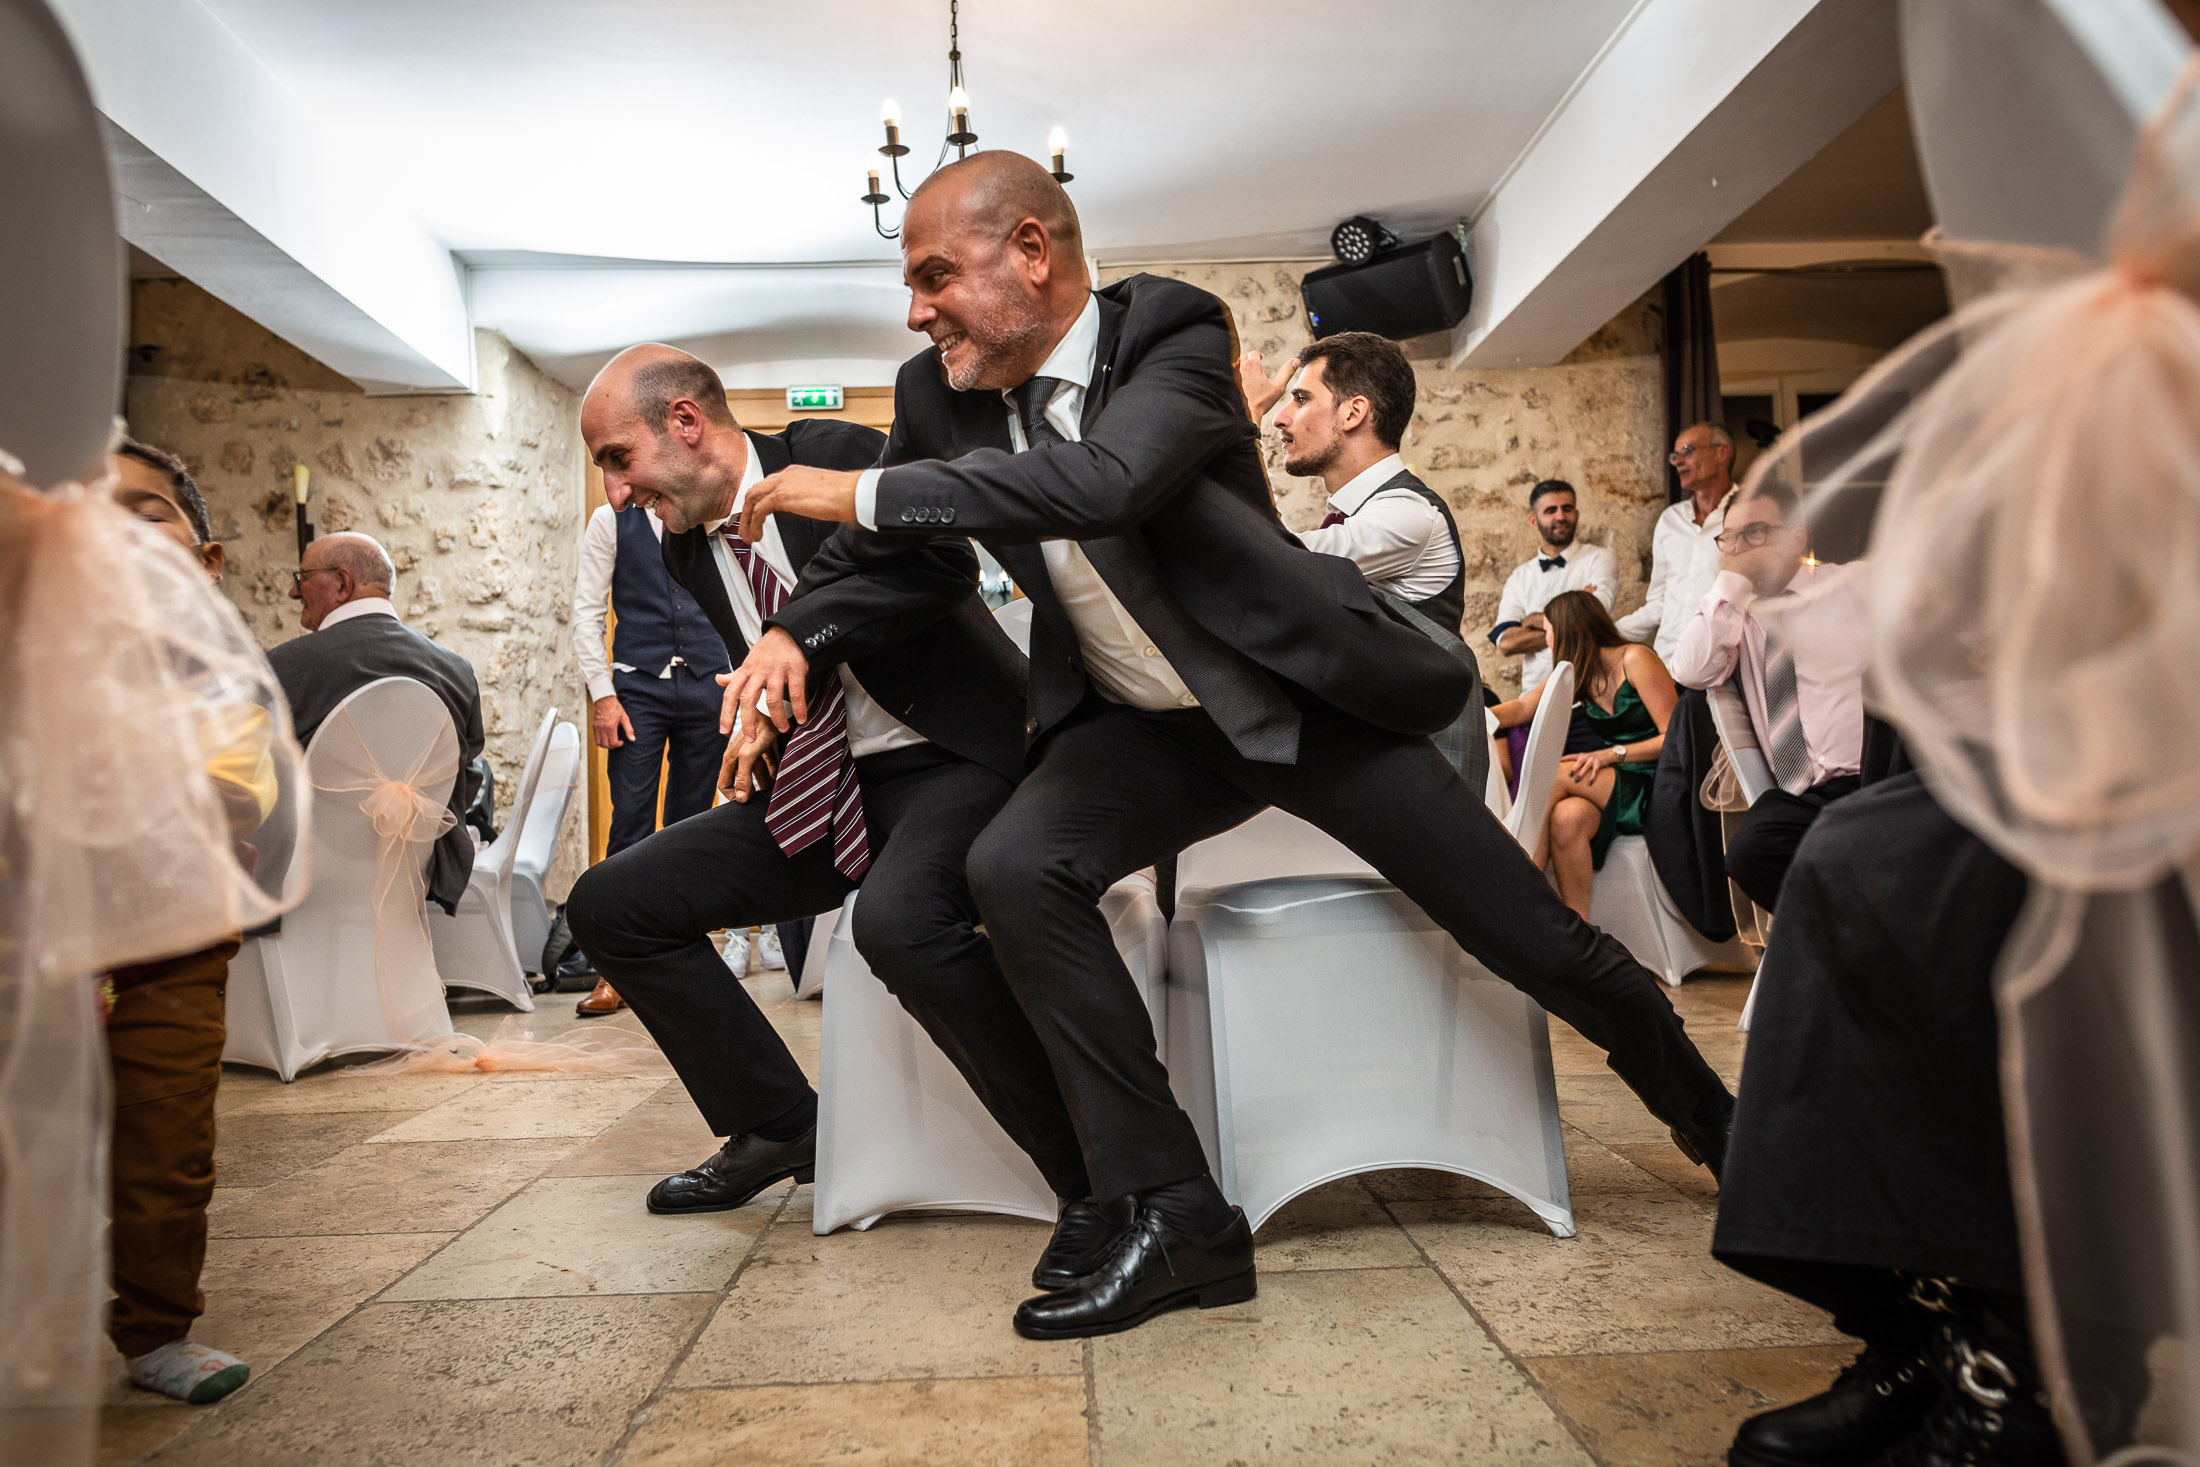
[571,502,669,703]
[858,293,1199,712]
[1491,542,1618,691]
[318,596,398,631]
[707,432,925,759]
[1614,491,1736,664]
[1295,453,1462,602]
[1668,559,1868,789]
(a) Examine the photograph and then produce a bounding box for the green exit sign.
[786,385,843,411]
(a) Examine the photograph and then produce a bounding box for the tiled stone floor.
[102,960,1850,1466]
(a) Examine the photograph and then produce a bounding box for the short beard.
[1542,520,1578,549]
[1284,439,1340,480]
[941,294,1051,393]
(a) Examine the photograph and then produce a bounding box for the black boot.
[1032,1195,1134,1290]
[1012,1204,1256,1340]
[1729,1342,1938,1466]
[1880,1282,2066,1467]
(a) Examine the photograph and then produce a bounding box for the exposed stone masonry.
[126,279,589,898]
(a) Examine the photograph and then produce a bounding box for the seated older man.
[265,531,485,914]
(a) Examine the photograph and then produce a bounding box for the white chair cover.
[1705,682,1776,808]
[1505,661,1575,851]
[1588,836,1758,988]
[508,719,580,974]
[793,902,836,999]
[1166,809,1574,1238]
[812,873,1168,1234]
[1483,707,1513,818]
[225,678,458,1081]
[428,706,556,1010]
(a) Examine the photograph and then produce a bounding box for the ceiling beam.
[48,0,472,392]
[1450,0,1902,368]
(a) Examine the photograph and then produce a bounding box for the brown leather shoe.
[575,978,623,1017]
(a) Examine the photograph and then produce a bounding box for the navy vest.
[611,506,731,676]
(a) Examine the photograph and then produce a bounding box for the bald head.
[580,344,750,532]
[909,151,1085,270]
[294,531,395,630]
[901,151,1092,393]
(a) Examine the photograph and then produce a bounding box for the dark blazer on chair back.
[804,274,1474,766]
[267,613,485,911]
[659,417,1029,784]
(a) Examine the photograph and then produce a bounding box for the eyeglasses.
[1669,443,1727,465]
[1714,522,1783,551]
[287,567,342,589]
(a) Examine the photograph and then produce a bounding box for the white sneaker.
[721,933,749,978]
[758,928,787,971]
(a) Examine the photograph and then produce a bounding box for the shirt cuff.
[1488,620,1521,646]
[584,673,616,702]
[1706,569,1755,610]
[854,468,883,531]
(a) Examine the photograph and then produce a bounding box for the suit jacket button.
[900,507,915,523]
[941,508,956,524]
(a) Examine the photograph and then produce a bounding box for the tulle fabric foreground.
[313,702,669,1079]
[0,472,310,1463]
[1734,60,2200,1467]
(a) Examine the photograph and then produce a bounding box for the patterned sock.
[127,1340,250,1404]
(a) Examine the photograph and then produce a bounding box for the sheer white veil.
[1733,3,2199,1455]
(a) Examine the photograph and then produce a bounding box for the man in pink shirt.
[1668,484,1868,910]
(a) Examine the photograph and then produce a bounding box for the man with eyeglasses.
[1616,423,1739,662]
[1669,482,1868,912]
[266,530,486,914]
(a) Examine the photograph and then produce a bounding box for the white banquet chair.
[812,872,1168,1234]
[224,677,458,1081]
[1166,806,1574,1238]
[1505,661,1575,851]
[1705,681,1778,1029]
[1589,837,1759,987]
[428,706,555,1011]
[793,902,834,999]
[507,719,580,974]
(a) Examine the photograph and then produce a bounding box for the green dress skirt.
[1582,680,1660,870]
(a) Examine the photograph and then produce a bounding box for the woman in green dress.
[1491,590,1680,919]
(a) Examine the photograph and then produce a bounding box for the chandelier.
[859,0,1073,241]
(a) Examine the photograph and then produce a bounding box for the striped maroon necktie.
[1318,510,1347,528]
[719,526,870,880]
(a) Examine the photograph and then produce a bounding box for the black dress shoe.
[646,1125,816,1215]
[1013,1206,1256,1340]
[1729,1344,1938,1466]
[1033,1196,1134,1290]
[1670,1107,1733,1182]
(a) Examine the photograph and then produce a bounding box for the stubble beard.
[1283,437,1339,480]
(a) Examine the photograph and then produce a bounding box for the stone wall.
[126,278,591,899]
[1097,261,1670,695]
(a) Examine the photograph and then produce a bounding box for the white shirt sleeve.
[1669,569,1753,691]
[1579,543,1619,609]
[572,505,620,703]
[1295,491,1443,582]
[1615,508,1672,642]
[1494,562,1532,632]
[854,468,883,531]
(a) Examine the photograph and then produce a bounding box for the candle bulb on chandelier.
[1048,126,1072,183]
[946,84,975,149]
[879,96,905,155]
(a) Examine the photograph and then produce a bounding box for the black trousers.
[1725,773,1861,912]
[967,695,1733,1202]
[567,743,1090,1197]
[605,666,727,858]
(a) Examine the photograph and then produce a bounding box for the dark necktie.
[1539,555,1566,572]
[1319,510,1348,529]
[1011,376,1068,450]
[719,525,869,880]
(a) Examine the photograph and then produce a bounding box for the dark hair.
[1544,590,1636,704]
[631,356,736,432]
[1297,332,1417,448]
[1529,478,1575,508]
[117,436,211,544]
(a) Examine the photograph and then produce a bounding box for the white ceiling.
[185,0,1642,387]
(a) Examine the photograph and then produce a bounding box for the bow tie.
[1540,555,1567,571]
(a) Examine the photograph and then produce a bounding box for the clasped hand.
[716,627,814,804]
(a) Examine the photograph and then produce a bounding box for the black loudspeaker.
[1302,231,1473,341]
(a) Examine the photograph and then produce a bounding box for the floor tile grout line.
[1362,1176,1613,1467]
[644,1369,1092,1392]
[1082,1337,1100,1467]
[599,1181,797,1466]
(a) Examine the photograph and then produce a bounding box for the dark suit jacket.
[659,419,1029,784]
[267,611,485,911]
[805,274,1473,765]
